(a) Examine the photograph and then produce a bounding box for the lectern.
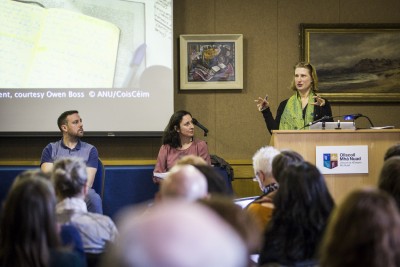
[270,129,400,203]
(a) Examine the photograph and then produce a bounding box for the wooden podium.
[270,129,400,204]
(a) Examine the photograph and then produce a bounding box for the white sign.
[315,146,369,174]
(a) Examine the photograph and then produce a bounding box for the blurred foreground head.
[102,201,247,267]
[319,188,400,267]
[159,164,208,201]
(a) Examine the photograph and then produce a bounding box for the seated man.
[246,146,280,233]
[41,110,102,214]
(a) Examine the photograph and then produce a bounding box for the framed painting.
[179,34,243,90]
[300,24,400,102]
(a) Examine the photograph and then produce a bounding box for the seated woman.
[51,157,118,256]
[153,110,211,183]
[319,188,400,267]
[0,170,85,267]
[258,162,334,267]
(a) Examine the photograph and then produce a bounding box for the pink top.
[154,139,211,173]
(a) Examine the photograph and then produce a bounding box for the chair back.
[92,158,105,198]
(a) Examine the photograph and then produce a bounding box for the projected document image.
[0,0,174,134]
[0,0,171,89]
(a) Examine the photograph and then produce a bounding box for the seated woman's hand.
[254,95,269,111]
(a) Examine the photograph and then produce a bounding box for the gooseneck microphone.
[192,118,209,136]
[308,115,331,126]
[300,115,332,129]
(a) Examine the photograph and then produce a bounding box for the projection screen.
[0,0,173,136]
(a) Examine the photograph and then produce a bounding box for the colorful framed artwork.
[179,34,243,90]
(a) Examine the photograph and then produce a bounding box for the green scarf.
[279,91,315,130]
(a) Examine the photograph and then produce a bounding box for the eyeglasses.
[252,172,260,182]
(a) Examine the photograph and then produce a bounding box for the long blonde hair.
[289,62,319,92]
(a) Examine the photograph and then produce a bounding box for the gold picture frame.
[179,34,243,90]
[300,24,400,102]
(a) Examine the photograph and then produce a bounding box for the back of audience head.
[274,161,333,217]
[198,195,262,254]
[384,143,400,161]
[176,154,207,166]
[0,170,60,267]
[176,155,231,196]
[319,188,400,267]
[194,164,232,196]
[51,157,88,199]
[259,162,334,265]
[252,146,281,192]
[159,164,208,201]
[272,149,304,183]
[102,201,247,267]
[378,156,400,209]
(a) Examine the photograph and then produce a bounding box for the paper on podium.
[153,172,169,179]
[370,126,394,129]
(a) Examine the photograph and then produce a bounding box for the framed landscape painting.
[179,34,243,90]
[300,24,400,102]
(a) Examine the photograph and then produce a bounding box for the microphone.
[192,118,209,136]
[299,115,331,130]
[309,115,331,126]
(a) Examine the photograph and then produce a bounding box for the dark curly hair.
[162,110,192,148]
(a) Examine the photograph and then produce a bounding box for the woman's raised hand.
[312,95,325,107]
[254,95,269,111]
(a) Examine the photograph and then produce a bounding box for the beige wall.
[174,0,400,160]
[1,0,400,168]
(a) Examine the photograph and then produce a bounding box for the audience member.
[198,196,261,263]
[258,162,334,266]
[0,170,84,267]
[378,156,400,209]
[40,110,102,214]
[319,188,400,267]
[384,143,400,161]
[101,201,248,267]
[51,157,118,256]
[245,146,280,233]
[272,149,304,183]
[194,164,232,196]
[176,154,232,196]
[176,154,208,166]
[153,110,211,183]
[245,148,304,235]
[252,146,281,196]
[7,169,86,261]
[156,164,208,202]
